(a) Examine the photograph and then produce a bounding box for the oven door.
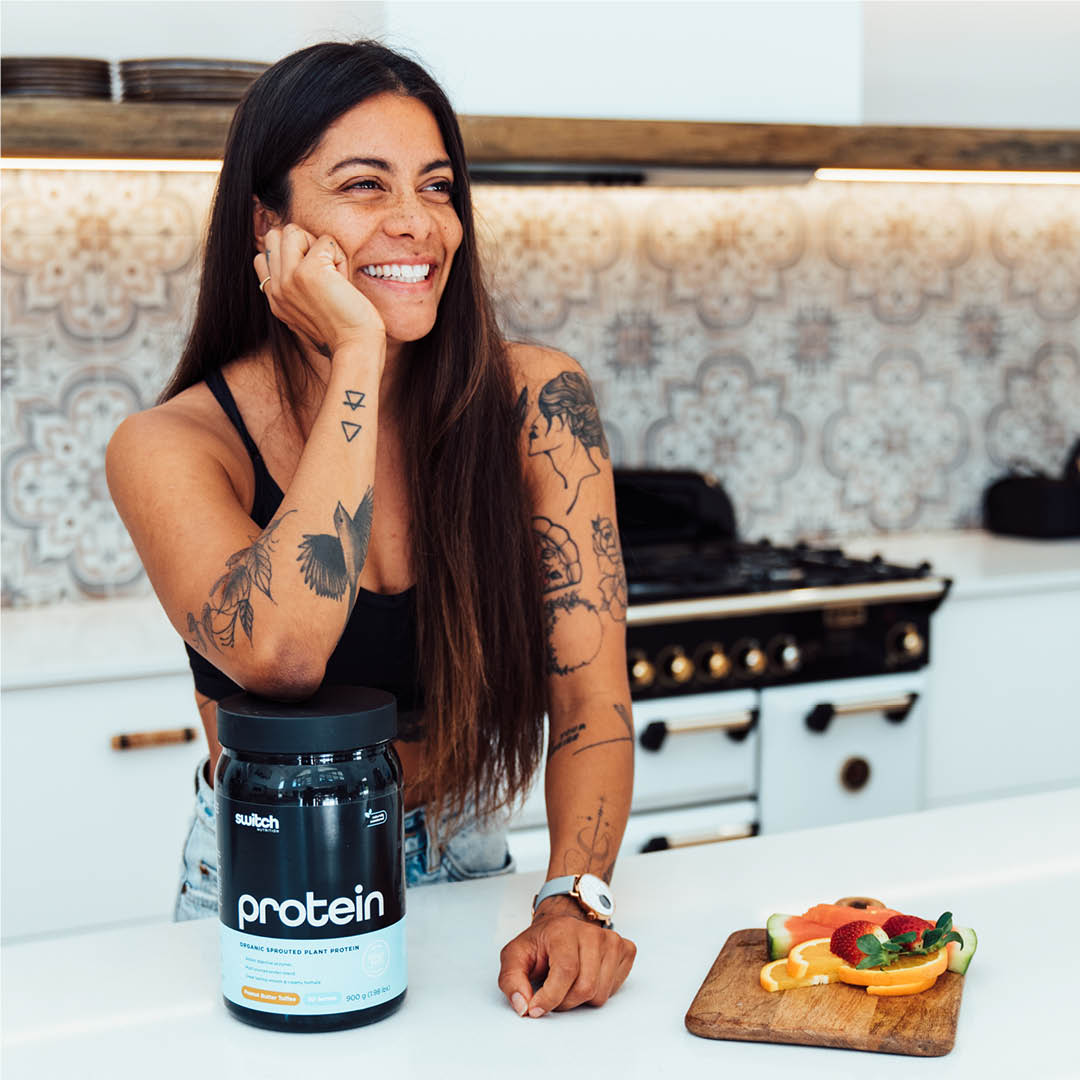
[757,671,927,834]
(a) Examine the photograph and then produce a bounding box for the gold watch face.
[575,873,615,923]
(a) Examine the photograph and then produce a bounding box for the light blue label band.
[220,916,407,1016]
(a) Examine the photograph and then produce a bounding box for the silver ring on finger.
[258,275,271,293]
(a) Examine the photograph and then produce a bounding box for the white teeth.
[362,263,431,282]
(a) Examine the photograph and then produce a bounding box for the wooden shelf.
[3,98,1078,172]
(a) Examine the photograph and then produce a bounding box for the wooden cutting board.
[685,929,963,1056]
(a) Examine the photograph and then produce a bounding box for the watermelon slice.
[801,903,901,928]
[766,903,902,959]
[946,926,978,974]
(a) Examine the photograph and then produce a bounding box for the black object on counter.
[983,444,1080,539]
[216,687,405,1032]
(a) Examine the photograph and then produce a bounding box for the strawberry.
[829,920,888,966]
[882,915,934,951]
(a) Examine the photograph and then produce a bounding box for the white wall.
[863,0,1080,128]
[382,0,863,123]
[0,0,386,61]
[3,0,1078,127]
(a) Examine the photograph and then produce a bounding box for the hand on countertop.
[497,895,637,1018]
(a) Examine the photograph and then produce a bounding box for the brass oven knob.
[888,621,925,661]
[736,643,767,677]
[665,652,695,684]
[699,645,731,681]
[769,634,802,674]
[900,625,924,658]
[628,652,656,690]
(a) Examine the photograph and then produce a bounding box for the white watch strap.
[532,875,577,911]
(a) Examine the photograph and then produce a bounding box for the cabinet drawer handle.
[805,693,918,734]
[111,727,199,751]
[639,709,758,751]
[640,824,757,852]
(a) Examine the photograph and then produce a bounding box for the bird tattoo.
[296,487,374,608]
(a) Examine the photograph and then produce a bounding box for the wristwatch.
[532,873,615,927]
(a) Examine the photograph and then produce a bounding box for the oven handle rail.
[639,708,758,751]
[627,577,951,625]
[639,823,758,853]
[804,692,918,734]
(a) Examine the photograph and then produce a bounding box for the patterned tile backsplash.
[2,171,1078,606]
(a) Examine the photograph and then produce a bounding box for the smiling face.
[272,92,464,353]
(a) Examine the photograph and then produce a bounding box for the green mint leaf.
[882,942,902,952]
[922,928,944,949]
[941,931,963,947]
[890,931,918,944]
[936,912,953,931]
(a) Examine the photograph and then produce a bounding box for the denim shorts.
[175,756,516,921]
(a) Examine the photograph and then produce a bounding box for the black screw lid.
[217,686,397,754]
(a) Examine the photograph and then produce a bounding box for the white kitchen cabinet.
[843,532,1080,808]
[925,588,1080,806]
[1,673,205,942]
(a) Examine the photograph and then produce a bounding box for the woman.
[107,40,636,1018]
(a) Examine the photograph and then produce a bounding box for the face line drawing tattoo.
[544,590,603,676]
[296,486,374,609]
[563,794,614,883]
[185,509,296,653]
[526,370,610,514]
[533,515,582,593]
[592,516,628,623]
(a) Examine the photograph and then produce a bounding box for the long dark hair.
[161,41,548,824]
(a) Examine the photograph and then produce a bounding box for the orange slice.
[836,947,949,987]
[787,937,846,979]
[760,958,837,992]
[866,975,939,997]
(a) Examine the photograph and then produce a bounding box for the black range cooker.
[615,469,951,844]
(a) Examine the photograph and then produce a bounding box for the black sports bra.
[184,369,424,734]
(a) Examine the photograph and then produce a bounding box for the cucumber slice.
[766,913,796,960]
[947,926,978,974]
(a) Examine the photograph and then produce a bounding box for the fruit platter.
[685,897,978,1056]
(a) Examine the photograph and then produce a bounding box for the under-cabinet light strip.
[2,159,1077,184]
[815,168,1080,185]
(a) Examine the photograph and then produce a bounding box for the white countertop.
[840,529,1080,600]
[3,787,1077,1078]
[4,530,1079,690]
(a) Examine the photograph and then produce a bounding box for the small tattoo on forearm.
[343,389,366,410]
[548,722,586,760]
[571,736,632,755]
[185,510,295,652]
[297,487,374,608]
[341,420,362,442]
[563,795,614,883]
